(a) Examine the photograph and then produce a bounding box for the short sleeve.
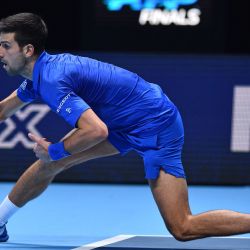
[55,91,90,127]
[17,79,37,103]
[42,81,90,128]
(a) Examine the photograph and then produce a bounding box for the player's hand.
[28,133,52,162]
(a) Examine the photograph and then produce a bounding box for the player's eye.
[0,43,11,49]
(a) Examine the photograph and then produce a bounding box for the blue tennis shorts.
[108,112,185,179]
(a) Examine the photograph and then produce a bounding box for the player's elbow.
[85,123,109,142]
[0,113,5,122]
[0,107,7,122]
[95,124,109,140]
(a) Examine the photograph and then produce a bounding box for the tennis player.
[0,13,250,242]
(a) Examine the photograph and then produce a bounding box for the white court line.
[72,234,250,250]
[72,234,135,250]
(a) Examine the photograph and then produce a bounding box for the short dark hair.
[0,13,48,55]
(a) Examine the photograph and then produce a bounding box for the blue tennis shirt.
[17,51,177,135]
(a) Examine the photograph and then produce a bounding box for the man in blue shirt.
[0,13,250,242]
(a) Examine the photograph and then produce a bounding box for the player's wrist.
[48,141,71,161]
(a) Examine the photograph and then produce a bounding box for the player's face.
[0,32,27,76]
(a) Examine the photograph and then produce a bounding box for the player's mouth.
[1,61,8,69]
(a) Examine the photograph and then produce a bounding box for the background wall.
[1,0,250,185]
[1,0,250,54]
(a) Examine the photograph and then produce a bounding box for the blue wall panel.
[0,52,250,184]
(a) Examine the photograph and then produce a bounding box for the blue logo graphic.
[103,0,198,11]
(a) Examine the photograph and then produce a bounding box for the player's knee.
[166,216,192,242]
[169,224,191,242]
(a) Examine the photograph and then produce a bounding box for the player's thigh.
[148,169,191,232]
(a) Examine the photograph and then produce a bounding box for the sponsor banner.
[102,0,201,26]
[0,53,250,184]
[92,0,225,53]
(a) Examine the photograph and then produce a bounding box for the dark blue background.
[1,52,250,184]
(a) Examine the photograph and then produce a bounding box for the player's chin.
[5,68,19,76]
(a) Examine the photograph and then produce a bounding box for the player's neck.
[20,57,37,81]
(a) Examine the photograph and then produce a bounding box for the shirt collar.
[32,51,50,93]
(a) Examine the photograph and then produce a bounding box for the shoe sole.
[0,228,9,242]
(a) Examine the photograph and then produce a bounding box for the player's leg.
[149,170,250,241]
[0,128,130,242]
[8,138,119,207]
[0,130,120,241]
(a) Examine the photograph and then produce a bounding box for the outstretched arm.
[29,108,108,162]
[0,90,27,121]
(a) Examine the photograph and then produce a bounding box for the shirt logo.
[66,108,72,114]
[20,79,28,91]
[57,92,73,113]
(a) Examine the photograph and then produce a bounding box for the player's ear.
[23,44,35,58]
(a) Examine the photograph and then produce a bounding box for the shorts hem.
[145,167,186,180]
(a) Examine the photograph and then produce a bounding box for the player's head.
[0,13,47,76]
[0,13,48,55]
[0,13,48,56]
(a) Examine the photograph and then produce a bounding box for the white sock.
[0,196,19,227]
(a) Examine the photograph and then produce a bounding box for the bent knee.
[171,229,190,242]
[166,217,193,242]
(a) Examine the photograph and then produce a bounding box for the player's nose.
[0,46,3,59]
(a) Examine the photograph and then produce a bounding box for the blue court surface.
[0,182,249,249]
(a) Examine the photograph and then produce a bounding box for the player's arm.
[0,90,27,121]
[28,108,109,162]
[63,108,108,154]
[28,83,108,162]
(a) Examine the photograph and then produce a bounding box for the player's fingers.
[28,133,40,142]
[33,143,37,153]
[28,133,47,148]
[33,143,43,152]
